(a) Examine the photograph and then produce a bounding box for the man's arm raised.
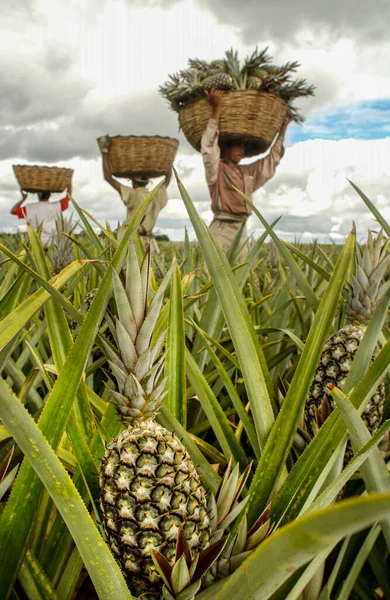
[99,135,121,193]
[201,89,223,187]
[11,190,28,216]
[245,113,294,190]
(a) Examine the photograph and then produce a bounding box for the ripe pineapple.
[209,59,226,71]
[248,67,269,80]
[99,245,210,597]
[305,231,389,441]
[247,76,263,90]
[201,73,234,91]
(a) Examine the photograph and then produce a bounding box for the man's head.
[222,142,246,165]
[131,176,149,189]
[37,191,51,201]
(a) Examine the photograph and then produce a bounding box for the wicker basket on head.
[179,91,289,157]
[98,135,179,179]
[13,165,73,193]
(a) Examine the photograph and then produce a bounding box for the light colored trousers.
[209,218,248,260]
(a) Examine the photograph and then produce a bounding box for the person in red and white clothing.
[11,184,71,246]
[201,89,293,256]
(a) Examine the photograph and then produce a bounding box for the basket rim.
[13,164,74,173]
[179,89,288,111]
[97,134,179,144]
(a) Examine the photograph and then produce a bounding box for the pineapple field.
[0,178,389,600]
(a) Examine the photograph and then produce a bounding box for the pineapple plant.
[99,245,211,597]
[1,181,390,600]
[50,213,76,274]
[305,231,390,441]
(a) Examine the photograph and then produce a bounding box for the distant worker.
[10,185,71,246]
[201,88,293,255]
[99,136,171,239]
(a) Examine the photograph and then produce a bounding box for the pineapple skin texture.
[201,73,233,91]
[100,420,210,596]
[305,324,385,438]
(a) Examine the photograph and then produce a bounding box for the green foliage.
[0,181,389,599]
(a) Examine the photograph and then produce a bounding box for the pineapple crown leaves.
[202,502,273,587]
[267,61,301,81]
[151,528,226,600]
[245,503,274,551]
[346,230,390,325]
[159,47,315,114]
[103,244,173,423]
[208,458,252,541]
[243,46,272,72]
[50,213,77,274]
[188,58,210,72]
[178,68,203,88]
[53,212,77,238]
[223,48,242,89]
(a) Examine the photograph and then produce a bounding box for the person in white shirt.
[99,136,171,238]
[11,185,71,246]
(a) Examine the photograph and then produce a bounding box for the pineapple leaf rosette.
[159,47,315,123]
[99,245,211,597]
[304,231,390,449]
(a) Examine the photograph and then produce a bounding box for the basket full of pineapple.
[96,135,179,179]
[159,48,315,156]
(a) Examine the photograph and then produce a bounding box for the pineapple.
[305,231,389,442]
[50,213,75,274]
[188,58,210,73]
[248,67,269,80]
[99,245,210,597]
[199,60,227,82]
[201,73,234,91]
[242,47,272,84]
[209,59,226,71]
[247,76,263,90]
[160,47,315,117]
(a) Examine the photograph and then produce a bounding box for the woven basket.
[98,135,179,179]
[179,91,289,157]
[13,165,73,193]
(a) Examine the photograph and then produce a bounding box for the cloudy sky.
[0,0,389,243]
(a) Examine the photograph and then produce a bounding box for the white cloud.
[246,137,390,242]
[2,136,389,242]
[1,0,389,243]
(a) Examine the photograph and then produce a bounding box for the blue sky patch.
[289,99,390,143]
